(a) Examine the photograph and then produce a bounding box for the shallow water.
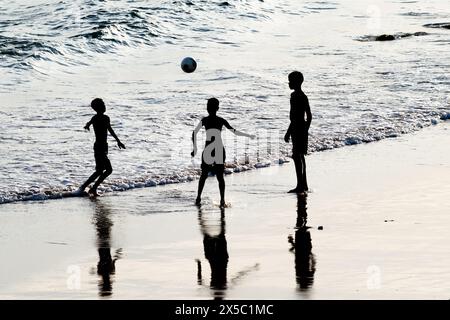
[1,0,449,203]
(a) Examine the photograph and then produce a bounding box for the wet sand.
[1,122,449,299]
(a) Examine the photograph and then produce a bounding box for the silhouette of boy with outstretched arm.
[284,71,312,193]
[79,98,125,196]
[191,98,254,207]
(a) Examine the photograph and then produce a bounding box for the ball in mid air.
[181,57,197,73]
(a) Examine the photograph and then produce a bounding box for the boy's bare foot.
[88,188,100,197]
[288,188,308,196]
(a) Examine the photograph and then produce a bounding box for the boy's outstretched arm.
[107,123,126,149]
[84,118,93,131]
[224,120,255,139]
[191,120,203,157]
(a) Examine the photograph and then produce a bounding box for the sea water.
[0,0,449,204]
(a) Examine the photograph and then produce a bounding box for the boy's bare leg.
[80,171,101,192]
[90,159,112,196]
[216,172,225,207]
[90,168,112,196]
[196,171,208,205]
[289,151,303,193]
[300,154,308,192]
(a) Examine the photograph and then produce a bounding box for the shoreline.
[1,122,450,299]
[1,119,448,206]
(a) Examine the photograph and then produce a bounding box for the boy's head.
[91,98,106,114]
[207,98,220,115]
[288,71,304,89]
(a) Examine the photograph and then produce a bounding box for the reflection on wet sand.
[197,206,229,300]
[91,199,122,297]
[196,205,259,300]
[288,194,316,291]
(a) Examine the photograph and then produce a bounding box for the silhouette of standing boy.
[284,71,312,193]
[79,98,126,196]
[191,98,254,207]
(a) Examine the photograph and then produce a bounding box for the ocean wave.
[356,32,428,42]
[399,12,432,17]
[0,0,273,70]
[0,35,63,69]
[0,159,282,205]
[423,22,450,29]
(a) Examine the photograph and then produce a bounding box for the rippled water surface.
[0,0,449,203]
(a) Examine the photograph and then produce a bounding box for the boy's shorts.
[292,130,308,155]
[201,148,226,174]
[94,143,112,172]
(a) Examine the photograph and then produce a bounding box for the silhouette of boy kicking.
[79,98,125,196]
[192,98,254,207]
[284,71,312,194]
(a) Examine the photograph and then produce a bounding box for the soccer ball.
[181,57,197,73]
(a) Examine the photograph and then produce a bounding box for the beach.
[1,122,449,300]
